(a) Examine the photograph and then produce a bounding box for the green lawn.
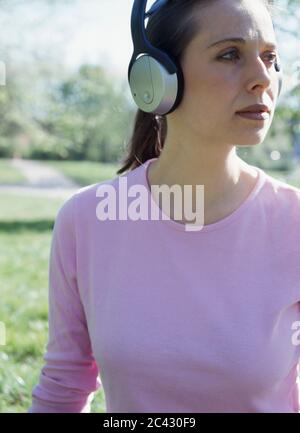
[0,159,27,185]
[44,160,120,186]
[0,193,106,413]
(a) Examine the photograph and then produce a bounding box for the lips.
[236,104,271,114]
[236,103,271,121]
[236,111,269,120]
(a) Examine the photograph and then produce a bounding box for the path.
[0,158,81,199]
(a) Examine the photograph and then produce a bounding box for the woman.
[29,0,300,413]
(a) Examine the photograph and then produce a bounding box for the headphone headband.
[128,0,177,82]
[145,0,168,18]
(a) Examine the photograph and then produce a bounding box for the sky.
[0,0,144,81]
[50,0,137,78]
[0,0,299,96]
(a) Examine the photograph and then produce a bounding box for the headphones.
[128,0,283,116]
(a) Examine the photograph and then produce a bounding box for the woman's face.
[173,0,280,148]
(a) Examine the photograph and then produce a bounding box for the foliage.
[0,62,135,162]
[33,64,135,162]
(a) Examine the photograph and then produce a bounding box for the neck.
[147,140,258,225]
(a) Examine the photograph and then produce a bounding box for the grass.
[0,194,65,222]
[44,160,120,187]
[0,193,106,413]
[0,229,52,412]
[0,159,27,184]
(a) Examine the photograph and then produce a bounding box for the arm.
[28,194,101,413]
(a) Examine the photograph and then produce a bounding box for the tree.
[31,64,135,162]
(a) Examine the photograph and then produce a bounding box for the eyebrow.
[207,37,278,50]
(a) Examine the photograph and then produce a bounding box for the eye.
[218,49,278,66]
[265,53,278,64]
[218,49,240,61]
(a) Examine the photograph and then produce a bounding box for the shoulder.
[261,170,300,207]
[65,163,146,218]
[258,170,300,234]
[54,163,144,230]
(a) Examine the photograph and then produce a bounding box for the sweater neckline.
[139,157,266,233]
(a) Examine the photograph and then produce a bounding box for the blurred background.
[0,0,300,413]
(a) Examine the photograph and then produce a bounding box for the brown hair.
[117,0,278,175]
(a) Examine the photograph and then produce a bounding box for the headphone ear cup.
[129,54,184,115]
[278,74,283,98]
[275,58,283,98]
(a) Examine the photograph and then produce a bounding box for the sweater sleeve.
[28,194,101,413]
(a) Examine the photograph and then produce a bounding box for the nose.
[246,55,273,94]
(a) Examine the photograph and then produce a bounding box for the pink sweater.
[29,157,300,413]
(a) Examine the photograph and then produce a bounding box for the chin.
[236,142,262,148]
[234,130,269,147]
